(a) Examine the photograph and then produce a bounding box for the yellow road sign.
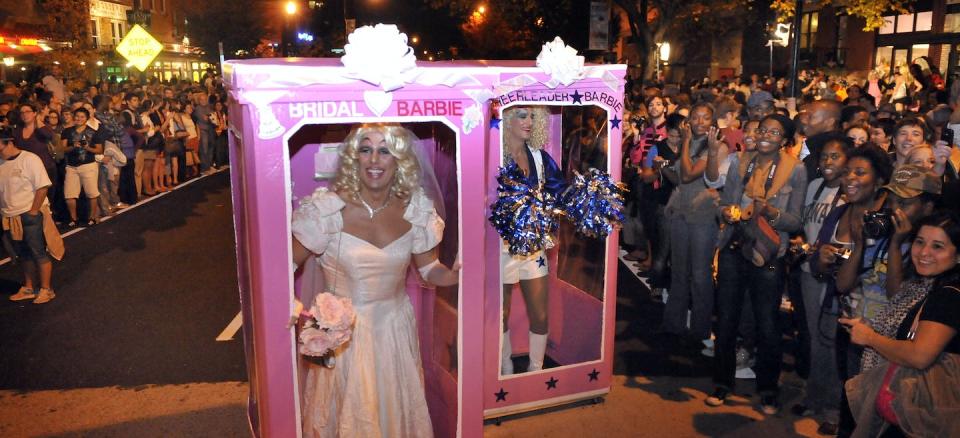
[115,25,163,72]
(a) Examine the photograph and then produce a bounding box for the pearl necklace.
[359,196,389,219]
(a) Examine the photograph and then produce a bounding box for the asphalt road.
[0,171,246,391]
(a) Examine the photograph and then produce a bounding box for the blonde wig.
[333,123,421,203]
[502,105,550,153]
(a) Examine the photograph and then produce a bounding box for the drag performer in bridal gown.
[291,123,459,438]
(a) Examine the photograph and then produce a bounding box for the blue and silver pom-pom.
[488,162,562,256]
[559,168,627,239]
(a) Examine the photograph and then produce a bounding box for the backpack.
[119,130,136,160]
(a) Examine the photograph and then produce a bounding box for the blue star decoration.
[537,256,546,268]
[495,388,509,402]
[588,369,600,381]
[570,90,583,104]
[610,116,621,129]
[490,117,501,130]
[545,376,559,390]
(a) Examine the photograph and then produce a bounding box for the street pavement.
[0,171,824,437]
[0,170,249,437]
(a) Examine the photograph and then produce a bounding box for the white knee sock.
[501,330,514,375]
[528,331,548,372]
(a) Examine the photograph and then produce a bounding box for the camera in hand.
[655,159,672,170]
[942,127,955,146]
[630,115,647,128]
[863,208,894,238]
[836,247,852,261]
[840,294,861,319]
[785,242,814,265]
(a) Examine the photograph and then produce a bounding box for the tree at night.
[179,0,267,64]
[33,0,98,81]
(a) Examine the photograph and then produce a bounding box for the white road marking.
[216,311,243,341]
[618,248,651,290]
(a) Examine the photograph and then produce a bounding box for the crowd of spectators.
[620,56,960,436]
[0,66,229,227]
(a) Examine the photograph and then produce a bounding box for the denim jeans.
[713,247,783,394]
[199,127,214,171]
[800,271,841,420]
[8,211,49,263]
[649,204,670,288]
[97,164,114,213]
[662,217,716,339]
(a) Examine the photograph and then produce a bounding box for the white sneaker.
[9,287,36,301]
[32,288,55,304]
[735,367,756,379]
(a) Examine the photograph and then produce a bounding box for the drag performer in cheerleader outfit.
[291,123,459,437]
[500,106,566,374]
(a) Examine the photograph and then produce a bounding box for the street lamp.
[655,42,670,82]
[283,1,298,57]
[659,42,671,63]
[0,57,12,83]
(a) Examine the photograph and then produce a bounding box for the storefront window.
[876,46,893,70]
[912,44,930,62]
[939,45,950,74]
[894,49,908,73]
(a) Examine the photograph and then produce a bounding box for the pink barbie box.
[224,26,624,437]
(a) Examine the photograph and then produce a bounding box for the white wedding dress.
[292,187,443,438]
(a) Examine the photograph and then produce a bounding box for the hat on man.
[883,164,942,198]
[747,90,774,108]
[0,125,13,142]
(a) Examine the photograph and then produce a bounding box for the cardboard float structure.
[224,26,625,437]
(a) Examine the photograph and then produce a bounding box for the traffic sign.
[116,24,163,72]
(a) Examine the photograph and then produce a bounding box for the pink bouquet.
[298,293,356,357]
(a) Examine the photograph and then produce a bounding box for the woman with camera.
[59,107,103,227]
[809,145,893,435]
[793,136,854,433]
[705,114,807,414]
[839,211,960,437]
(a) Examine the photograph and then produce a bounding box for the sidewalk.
[484,374,821,437]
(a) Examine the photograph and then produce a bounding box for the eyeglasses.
[757,127,783,137]
[20,109,34,114]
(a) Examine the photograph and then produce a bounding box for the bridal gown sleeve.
[291,187,346,255]
[404,189,445,254]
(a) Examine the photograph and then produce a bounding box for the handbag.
[734,154,783,267]
[185,136,199,151]
[146,132,165,151]
[869,292,960,436]
[740,213,781,267]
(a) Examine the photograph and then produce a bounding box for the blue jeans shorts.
[4,212,49,263]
